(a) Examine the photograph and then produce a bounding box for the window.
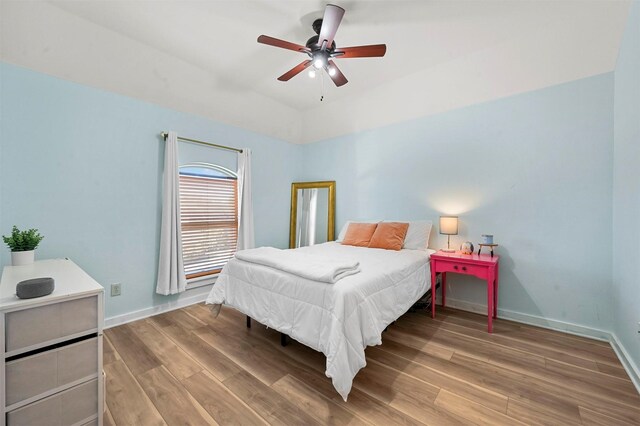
[179,163,238,280]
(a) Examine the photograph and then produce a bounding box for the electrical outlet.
[111,283,122,297]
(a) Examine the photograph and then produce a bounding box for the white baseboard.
[444,297,611,341]
[105,290,209,329]
[610,333,640,393]
[444,297,640,395]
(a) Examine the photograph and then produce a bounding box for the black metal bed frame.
[246,316,289,346]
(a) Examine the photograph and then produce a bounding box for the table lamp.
[439,216,458,252]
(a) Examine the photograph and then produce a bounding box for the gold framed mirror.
[289,181,336,249]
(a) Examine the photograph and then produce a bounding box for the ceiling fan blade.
[333,44,387,58]
[327,60,348,87]
[318,4,345,50]
[258,35,310,53]
[277,60,312,81]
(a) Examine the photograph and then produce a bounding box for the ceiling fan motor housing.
[312,18,323,34]
[305,34,337,53]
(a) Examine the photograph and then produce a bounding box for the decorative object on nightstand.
[2,225,44,266]
[460,241,474,255]
[430,251,500,332]
[478,234,497,257]
[439,216,458,253]
[478,243,499,257]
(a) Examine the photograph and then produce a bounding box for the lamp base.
[441,248,456,253]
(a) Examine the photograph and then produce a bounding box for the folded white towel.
[235,247,360,283]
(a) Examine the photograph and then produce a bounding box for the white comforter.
[206,242,434,400]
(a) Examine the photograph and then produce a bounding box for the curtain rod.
[161,132,243,153]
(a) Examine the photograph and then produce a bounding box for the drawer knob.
[453,265,459,270]
[462,266,467,271]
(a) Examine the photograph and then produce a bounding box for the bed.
[206,240,434,400]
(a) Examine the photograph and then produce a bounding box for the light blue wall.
[0,60,623,336]
[613,1,640,374]
[0,62,302,318]
[301,73,615,331]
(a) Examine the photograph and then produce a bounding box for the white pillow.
[336,220,380,242]
[384,220,433,250]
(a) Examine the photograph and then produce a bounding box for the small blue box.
[481,234,494,244]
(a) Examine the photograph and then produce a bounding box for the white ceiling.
[0,1,630,143]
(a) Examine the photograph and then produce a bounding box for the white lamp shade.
[439,216,459,235]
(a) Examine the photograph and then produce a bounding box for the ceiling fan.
[257,4,386,87]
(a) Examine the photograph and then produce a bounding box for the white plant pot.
[11,250,35,266]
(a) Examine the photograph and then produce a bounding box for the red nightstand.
[430,251,500,333]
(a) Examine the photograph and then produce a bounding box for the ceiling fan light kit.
[257,4,387,88]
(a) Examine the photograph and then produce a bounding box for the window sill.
[186,273,219,290]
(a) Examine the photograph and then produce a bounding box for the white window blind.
[179,173,238,279]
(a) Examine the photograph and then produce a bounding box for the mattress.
[206,242,434,400]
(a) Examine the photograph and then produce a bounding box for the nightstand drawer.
[5,337,98,407]
[6,378,98,426]
[5,295,97,353]
[436,261,488,279]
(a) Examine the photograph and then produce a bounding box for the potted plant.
[2,226,44,266]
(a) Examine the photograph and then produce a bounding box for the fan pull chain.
[320,69,325,102]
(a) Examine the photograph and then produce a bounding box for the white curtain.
[296,188,318,247]
[237,149,255,251]
[156,131,187,295]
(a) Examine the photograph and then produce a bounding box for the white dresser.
[0,259,104,426]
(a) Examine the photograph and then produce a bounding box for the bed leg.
[246,316,251,328]
[280,333,288,347]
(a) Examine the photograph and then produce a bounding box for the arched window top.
[180,162,237,179]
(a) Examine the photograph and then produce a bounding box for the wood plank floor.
[104,304,640,425]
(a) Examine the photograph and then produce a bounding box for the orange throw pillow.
[368,222,409,251]
[342,222,378,247]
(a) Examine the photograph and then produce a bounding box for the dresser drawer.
[6,378,98,426]
[436,261,489,279]
[5,337,98,407]
[5,296,97,353]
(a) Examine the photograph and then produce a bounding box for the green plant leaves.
[2,225,44,251]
